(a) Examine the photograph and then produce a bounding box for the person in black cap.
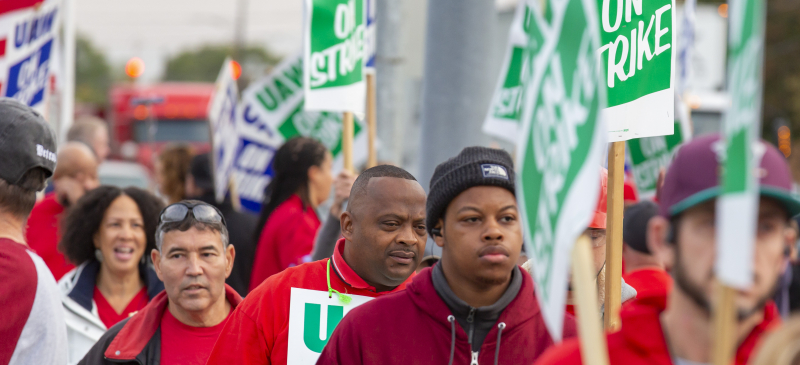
[621,200,672,308]
[0,99,67,364]
[319,147,576,365]
[185,153,257,296]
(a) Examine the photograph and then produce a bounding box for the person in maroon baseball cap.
[535,134,799,365]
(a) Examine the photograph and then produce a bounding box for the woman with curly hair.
[57,186,165,364]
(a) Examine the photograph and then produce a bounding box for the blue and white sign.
[0,0,60,113]
[364,0,377,72]
[208,58,240,203]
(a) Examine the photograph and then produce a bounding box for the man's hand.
[330,171,357,218]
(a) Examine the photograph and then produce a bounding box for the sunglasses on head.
[158,201,226,227]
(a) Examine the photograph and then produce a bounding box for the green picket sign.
[597,0,673,107]
[517,0,607,341]
[715,0,766,288]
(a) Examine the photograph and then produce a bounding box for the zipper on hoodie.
[471,351,479,365]
[466,307,477,346]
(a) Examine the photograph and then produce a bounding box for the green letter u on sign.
[303,303,344,352]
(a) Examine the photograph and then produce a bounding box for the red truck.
[109,82,215,170]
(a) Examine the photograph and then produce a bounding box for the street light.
[125,57,145,79]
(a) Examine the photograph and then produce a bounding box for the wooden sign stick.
[573,234,611,365]
[366,73,378,168]
[342,111,355,173]
[711,283,737,365]
[604,141,625,331]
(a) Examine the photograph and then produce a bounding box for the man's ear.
[433,219,445,248]
[225,244,236,279]
[151,249,164,281]
[648,216,674,270]
[341,211,354,241]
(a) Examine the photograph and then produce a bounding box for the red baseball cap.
[659,134,800,218]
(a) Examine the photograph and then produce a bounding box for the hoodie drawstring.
[447,315,456,365]
[494,322,506,365]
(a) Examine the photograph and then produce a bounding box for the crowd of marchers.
[2,98,800,365]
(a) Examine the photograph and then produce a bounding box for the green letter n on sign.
[303,303,344,353]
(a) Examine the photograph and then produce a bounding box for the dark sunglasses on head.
[158,201,227,227]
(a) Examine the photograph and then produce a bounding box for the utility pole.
[375,0,406,165]
[60,0,76,142]
[418,0,494,187]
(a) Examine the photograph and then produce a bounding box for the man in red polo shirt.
[206,165,427,365]
[535,135,797,365]
[621,200,672,310]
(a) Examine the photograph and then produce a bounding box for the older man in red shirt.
[535,135,795,365]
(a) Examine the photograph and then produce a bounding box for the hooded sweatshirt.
[432,263,523,352]
[317,265,577,365]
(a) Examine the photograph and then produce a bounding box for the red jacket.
[78,284,242,365]
[207,239,415,365]
[25,193,73,280]
[317,265,578,365]
[534,301,781,365]
[250,195,320,290]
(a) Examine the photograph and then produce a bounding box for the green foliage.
[162,45,280,83]
[75,35,111,105]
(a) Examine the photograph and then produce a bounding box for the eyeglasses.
[158,201,226,227]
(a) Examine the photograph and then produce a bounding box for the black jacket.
[195,193,257,296]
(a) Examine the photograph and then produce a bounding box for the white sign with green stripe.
[516,0,607,341]
[715,0,766,288]
[483,1,538,143]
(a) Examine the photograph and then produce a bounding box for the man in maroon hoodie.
[318,147,577,365]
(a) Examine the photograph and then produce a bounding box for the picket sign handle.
[573,234,611,365]
[366,73,378,168]
[604,141,625,331]
[711,283,737,365]
[342,112,355,173]
[228,175,241,212]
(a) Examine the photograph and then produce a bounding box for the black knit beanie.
[426,146,515,236]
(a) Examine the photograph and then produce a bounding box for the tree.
[162,45,280,83]
[75,34,111,106]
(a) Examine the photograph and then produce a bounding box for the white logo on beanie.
[481,164,508,180]
[36,144,56,163]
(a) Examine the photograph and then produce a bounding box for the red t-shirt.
[159,308,230,365]
[25,194,73,280]
[622,267,673,310]
[250,194,321,290]
[93,287,149,329]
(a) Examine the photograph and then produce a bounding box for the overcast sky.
[75,0,303,81]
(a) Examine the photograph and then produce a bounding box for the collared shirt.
[330,238,413,294]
